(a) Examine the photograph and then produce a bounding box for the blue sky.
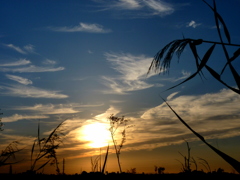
[0,0,240,174]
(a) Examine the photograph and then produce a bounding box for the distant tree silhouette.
[148,0,240,174]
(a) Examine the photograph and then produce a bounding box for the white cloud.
[6,74,33,85]
[143,0,174,15]
[97,0,174,17]
[5,44,26,54]
[102,52,160,94]
[108,0,142,10]
[166,91,179,101]
[3,114,49,122]
[0,84,68,99]
[5,44,36,54]
[88,50,93,54]
[16,104,80,114]
[0,59,31,67]
[141,88,240,139]
[49,22,112,33]
[157,70,191,83]
[43,59,57,65]
[187,20,201,28]
[94,106,120,121]
[174,70,191,81]
[0,65,64,73]
[23,44,35,53]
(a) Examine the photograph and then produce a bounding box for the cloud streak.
[6,74,33,85]
[0,59,31,67]
[3,114,49,123]
[0,65,64,73]
[5,44,36,54]
[187,20,201,28]
[5,44,27,54]
[102,52,159,94]
[0,59,64,73]
[0,84,68,99]
[97,0,174,17]
[16,103,81,114]
[49,22,111,33]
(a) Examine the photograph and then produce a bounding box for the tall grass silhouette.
[0,141,21,168]
[29,121,65,174]
[148,0,240,173]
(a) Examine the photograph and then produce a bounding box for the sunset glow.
[0,0,240,175]
[80,123,111,148]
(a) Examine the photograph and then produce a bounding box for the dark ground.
[0,172,240,180]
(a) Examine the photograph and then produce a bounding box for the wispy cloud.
[139,88,240,143]
[0,59,31,67]
[0,65,64,73]
[5,44,27,54]
[95,106,120,121]
[23,44,35,53]
[3,114,49,123]
[42,59,57,65]
[156,70,191,83]
[96,0,174,17]
[5,44,36,54]
[16,103,81,114]
[102,52,160,94]
[186,20,202,28]
[143,0,174,15]
[49,22,112,33]
[0,59,64,73]
[6,74,33,85]
[0,84,68,99]
[105,0,142,10]
[13,103,103,116]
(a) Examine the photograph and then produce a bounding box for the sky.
[0,0,240,174]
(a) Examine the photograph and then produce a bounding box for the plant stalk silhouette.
[148,0,240,174]
[29,121,65,174]
[108,114,128,173]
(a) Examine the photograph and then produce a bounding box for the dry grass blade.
[35,159,51,172]
[31,140,36,167]
[198,157,211,173]
[101,144,109,174]
[160,97,205,142]
[37,121,41,150]
[221,48,240,75]
[45,121,64,145]
[189,42,205,79]
[208,0,240,90]
[205,65,240,94]
[165,44,215,91]
[202,0,231,44]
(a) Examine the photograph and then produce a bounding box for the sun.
[80,122,111,148]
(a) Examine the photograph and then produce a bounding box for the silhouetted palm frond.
[149,39,191,74]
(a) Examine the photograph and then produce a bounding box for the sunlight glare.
[80,122,111,148]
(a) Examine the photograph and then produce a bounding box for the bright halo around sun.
[80,122,111,148]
